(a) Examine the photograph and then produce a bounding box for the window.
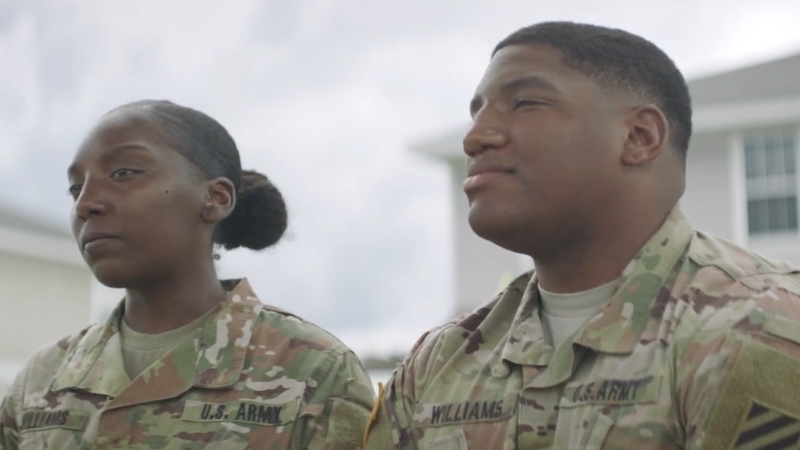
[744,129,798,235]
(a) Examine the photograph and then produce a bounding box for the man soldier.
[365,21,800,449]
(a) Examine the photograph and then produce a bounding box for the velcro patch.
[20,409,89,432]
[181,398,299,427]
[560,375,661,407]
[731,402,800,449]
[763,315,800,347]
[702,337,800,449]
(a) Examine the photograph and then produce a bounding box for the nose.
[73,179,108,222]
[463,108,508,158]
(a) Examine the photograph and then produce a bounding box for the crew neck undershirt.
[538,279,619,349]
[119,311,212,381]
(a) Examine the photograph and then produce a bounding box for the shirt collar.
[51,279,262,407]
[499,207,693,370]
[574,208,692,354]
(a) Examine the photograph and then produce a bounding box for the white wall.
[0,251,92,392]
[681,131,736,241]
[90,278,124,324]
[449,159,531,316]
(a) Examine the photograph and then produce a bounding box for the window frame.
[736,126,800,254]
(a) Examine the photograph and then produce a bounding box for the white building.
[0,203,122,392]
[413,52,800,316]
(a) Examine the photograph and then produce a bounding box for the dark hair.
[495,22,693,155]
[110,100,287,251]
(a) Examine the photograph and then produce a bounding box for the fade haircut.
[494,22,693,155]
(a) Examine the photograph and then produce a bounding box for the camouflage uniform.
[0,279,375,450]
[365,208,800,449]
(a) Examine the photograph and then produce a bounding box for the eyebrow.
[499,74,561,94]
[470,74,561,116]
[67,143,152,178]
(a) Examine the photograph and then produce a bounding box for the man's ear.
[621,104,670,167]
[201,177,236,224]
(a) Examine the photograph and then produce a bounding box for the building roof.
[0,200,84,267]
[688,53,800,106]
[0,200,71,239]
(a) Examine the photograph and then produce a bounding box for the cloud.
[0,12,41,169]
[2,0,800,357]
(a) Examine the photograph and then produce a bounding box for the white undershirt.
[538,280,619,349]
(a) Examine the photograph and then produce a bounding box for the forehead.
[78,111,163,151]
[71,111,178,167]
[475,43,589,94]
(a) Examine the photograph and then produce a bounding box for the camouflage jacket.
[365,209,800,449]
[0,279,375,450]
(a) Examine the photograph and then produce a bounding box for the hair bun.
[215,170,288,251]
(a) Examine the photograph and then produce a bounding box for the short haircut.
[495,22,693,155]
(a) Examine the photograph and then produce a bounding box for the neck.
[122,261,226,334]
[533,201,675,294]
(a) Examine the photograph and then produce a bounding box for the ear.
[201,177,236,225]
[621,104,669,167]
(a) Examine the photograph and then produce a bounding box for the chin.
[467,202,527,254]
[89,261,136,289]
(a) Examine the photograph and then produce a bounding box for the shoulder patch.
[327,396,371,450]
[702,338,800,449]
[731,401,800,449]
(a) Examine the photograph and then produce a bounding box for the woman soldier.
[0,100,375,449]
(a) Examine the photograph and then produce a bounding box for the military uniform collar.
[51,278,263,406]
[499,208,692,372]
[574,208,692,354]
[499,277,552,368]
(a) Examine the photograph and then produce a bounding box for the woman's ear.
[201,177,236,224]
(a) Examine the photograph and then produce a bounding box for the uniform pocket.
[19,428,85,450]
[202,425,255,450]
[553,406,614,450]
[555,375,664,450]
[429,429,469,450]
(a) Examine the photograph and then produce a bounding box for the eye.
[513,98,542,110]
[111,168,138,178]
[67,184,82,199]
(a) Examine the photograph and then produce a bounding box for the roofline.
[0,201,72,238]
[0,223,86,267]
[688,49,800,84]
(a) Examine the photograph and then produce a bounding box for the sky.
[2,0,800,357]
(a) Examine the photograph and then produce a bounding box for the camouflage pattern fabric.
[0,278,375,449]
[365,208,800,449]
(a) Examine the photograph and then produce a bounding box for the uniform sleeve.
[0,369,24,450]
[298,351,376,450]
[365,328,444,450]
[679,317,800,449]
[364,362,417,450]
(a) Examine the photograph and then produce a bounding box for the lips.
[81,231,119,249]
[464,161,515,192]
[466,162,515,178]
